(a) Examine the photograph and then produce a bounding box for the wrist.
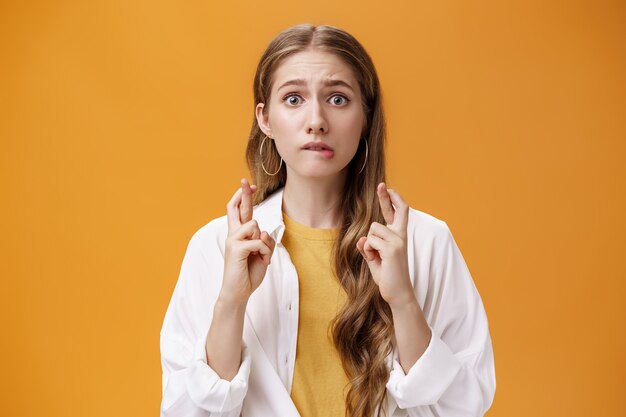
[388,292,419,314]
[216,291,249,311]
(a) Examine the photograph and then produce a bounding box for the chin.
[293,167,344,180]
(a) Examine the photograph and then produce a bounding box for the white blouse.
[160,186,496,416]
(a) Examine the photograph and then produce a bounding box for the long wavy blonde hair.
[245,24,393,417]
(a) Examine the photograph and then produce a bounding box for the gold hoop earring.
[358,138,368,174]
[260,135,283,176]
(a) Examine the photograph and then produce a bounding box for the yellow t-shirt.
[281,211,350,417]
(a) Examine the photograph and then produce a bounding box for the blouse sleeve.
[160,224,252,416]
[385,221,496,417]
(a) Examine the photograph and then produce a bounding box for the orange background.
[1,1,625,416]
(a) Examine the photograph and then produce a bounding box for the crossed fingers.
[376,182,409,237]
[226,178,257,233]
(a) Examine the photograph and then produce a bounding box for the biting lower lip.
[304,148,335,158]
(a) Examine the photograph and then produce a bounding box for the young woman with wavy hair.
[160,24,496,417]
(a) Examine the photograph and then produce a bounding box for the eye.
[330,94,350,106]
[282,93,350,107]
[283,94,302,106]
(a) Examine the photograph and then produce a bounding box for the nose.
[306,98,327,135]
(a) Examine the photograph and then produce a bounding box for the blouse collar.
[253,186,287,245]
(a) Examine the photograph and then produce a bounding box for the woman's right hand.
[220,178,276,306]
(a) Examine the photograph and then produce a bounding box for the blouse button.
[288,303,292,311]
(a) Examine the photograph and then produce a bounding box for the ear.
[255,102,272,138]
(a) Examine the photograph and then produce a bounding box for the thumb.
[356,236,372,262]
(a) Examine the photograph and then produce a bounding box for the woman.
[160,24,496,417]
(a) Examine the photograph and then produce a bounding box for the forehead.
[272,49,358,91]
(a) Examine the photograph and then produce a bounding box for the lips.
[302,141,334,151]
[303,143,335,159]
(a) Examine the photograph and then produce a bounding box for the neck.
[282,170,346,229]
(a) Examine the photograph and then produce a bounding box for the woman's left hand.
[356,182,416,308]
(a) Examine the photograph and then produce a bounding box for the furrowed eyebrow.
[277,78,354,92]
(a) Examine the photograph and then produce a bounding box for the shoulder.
[407,206,452,243]
[186,214,229,253]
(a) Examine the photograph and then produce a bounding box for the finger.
[231,219,261,241]
[239,239,272,261]
[226,187,244,232]
[364,234,386,253]
[386,188,409,230]
[239,178,253,224]
[260,231,276,264]
[261,230,276,252]
[356,236,369,261]
[357,236,377,262]
[362,236,380,260]
[377,182,395,225]
[368,221,400,243]
[251,224,260,240]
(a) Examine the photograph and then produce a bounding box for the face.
[255,49,366,181]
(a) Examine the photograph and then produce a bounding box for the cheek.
[343,105,363,124]
[349,136,362,156]
[335,111,365,138]
[275,140,287,156]
[268,108,298,133]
